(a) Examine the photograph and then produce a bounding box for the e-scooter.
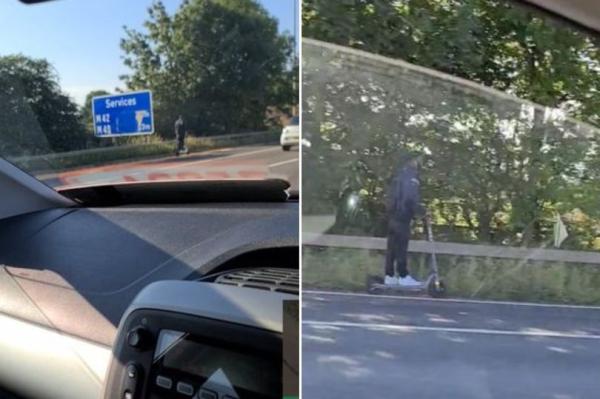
[368,216,446,297]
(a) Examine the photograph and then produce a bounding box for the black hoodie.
[387,164,425,229]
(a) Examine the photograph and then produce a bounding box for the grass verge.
[10,131,279,174]
[303,246,600,305]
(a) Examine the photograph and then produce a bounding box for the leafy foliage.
[121,0,296,138]
[0,55,85,155]
[302,0,600,250]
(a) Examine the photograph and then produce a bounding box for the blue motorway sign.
[92,90,154,137]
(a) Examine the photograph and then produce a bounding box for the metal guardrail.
[303,232,600,265]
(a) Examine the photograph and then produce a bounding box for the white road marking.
[304,290,600,311]
[269,158,298,168]
[303,320,600,340]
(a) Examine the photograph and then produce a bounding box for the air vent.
[215,268,299,294]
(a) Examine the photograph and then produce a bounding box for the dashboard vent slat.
[214,268,299,294]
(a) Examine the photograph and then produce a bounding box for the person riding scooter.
[384,153,427,287]
[174,115,187,155]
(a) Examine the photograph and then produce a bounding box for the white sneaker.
[384,275,398,286]
[398,275,423,287]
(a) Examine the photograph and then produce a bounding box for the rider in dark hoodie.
[384,153,427,286]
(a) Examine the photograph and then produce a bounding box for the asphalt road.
[303,291,600,399]
[39,144,299,191]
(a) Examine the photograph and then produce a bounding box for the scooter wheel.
[366,275,383,293]
[428,279,446,298]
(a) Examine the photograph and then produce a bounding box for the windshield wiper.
[59,179,292,206]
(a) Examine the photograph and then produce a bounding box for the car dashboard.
[0,201,298,399]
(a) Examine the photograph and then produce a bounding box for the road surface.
[38,145,299,191]
[303,290,600,399]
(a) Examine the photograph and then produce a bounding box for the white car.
[280,115,299,151]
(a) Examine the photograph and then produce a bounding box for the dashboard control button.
[126,364,138,379]
[197,388,217,399]
[176,381,194,396]
[156,375,173,390]
[127,327,150,350]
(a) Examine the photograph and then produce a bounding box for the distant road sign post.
[92,90,154,137]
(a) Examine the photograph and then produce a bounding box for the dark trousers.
[385,219,411,278]
[176,134,186,152]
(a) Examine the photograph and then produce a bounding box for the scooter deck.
[370,282,426,291]
[369,219,446,297]
[369,283,429,296]
[367,275,443,297]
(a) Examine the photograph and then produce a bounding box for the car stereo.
[103,281,295,399]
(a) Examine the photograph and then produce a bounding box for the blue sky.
[0,0,298,105]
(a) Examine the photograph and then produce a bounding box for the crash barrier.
[303,232,600,304]
[303,233,600,265]
[9,130,279,173]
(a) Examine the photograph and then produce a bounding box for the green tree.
[120,0,295,138]
[303,0,600,125]
[0,55,86,155]
[302,0,600,249]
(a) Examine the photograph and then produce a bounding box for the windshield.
[0,0,299,191]
[302,1,600,398]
